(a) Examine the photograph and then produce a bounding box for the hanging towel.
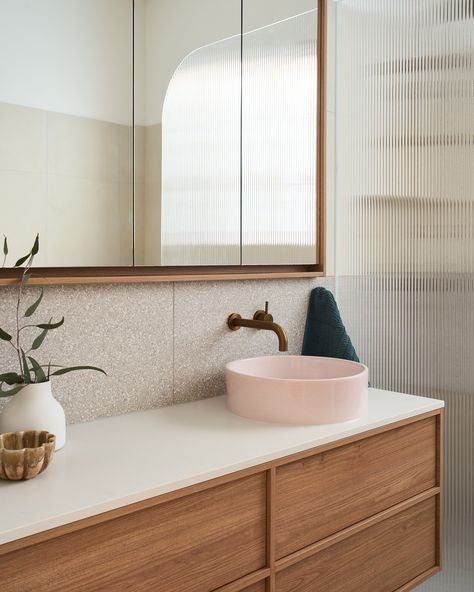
[301,287,360,362]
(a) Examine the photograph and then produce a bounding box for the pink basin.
[225,356,369,425]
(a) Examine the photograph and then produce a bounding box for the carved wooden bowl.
[0,431,55,481]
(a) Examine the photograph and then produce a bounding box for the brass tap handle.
[253,301,273,322]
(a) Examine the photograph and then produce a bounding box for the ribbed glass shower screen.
[335,1,474,590]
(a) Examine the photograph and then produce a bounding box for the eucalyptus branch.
[2,235,7,268]
[1,234,106,391]
[15,259,32,377]
[7,340,18,354]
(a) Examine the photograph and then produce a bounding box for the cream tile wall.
[0,101,133,267]
[134,123,162,266]
[0,276,334,424]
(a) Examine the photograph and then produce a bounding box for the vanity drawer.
[276,496,437,592]
[0,473,266,592]
[275,417,437,558]
[239,582,266,592]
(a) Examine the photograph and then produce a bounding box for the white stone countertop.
[0,389,444,547]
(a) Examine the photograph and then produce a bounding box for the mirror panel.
[242,0,318,264]
[0,0,134,267]
[134,0,242,266]
[0,0,322,275]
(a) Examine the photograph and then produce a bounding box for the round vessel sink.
[225,355,368,425]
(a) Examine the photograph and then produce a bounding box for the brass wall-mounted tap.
[227,301,289,352]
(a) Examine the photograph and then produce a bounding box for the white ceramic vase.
[0,382,66,450]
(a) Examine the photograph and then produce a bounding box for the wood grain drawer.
[276,496,437,592]
[0,474,266,592]
[275,417,437,558]
[240,582,266,592]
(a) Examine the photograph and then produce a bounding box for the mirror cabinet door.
[242,0,319,265]
[0,0,320,271]
[134,0,242,266]
[0,0,134,267]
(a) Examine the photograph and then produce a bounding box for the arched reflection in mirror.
[134,0,241,266]
[242,4,318,264]
[135,0,318,267]
[160,36,241,266]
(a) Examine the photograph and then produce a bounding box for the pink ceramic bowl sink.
[225,356,368,425]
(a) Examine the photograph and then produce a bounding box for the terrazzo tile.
[0,283,173,424]
[0,276,336,423]
[172,277,331,404]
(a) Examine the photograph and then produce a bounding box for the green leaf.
[31,324,50,350]
[24,288,44,317]
[21,349,31,384]
[0,327,12,341]
[3,236,7,257]
[31,234,39,256]
[36,317,64,331]
[51,365,107,377]
[14,253,30,268]
[0,383,24,398]
[0,372,22,385]
[28,356,47,383]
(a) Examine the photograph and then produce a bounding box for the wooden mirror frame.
[0,0,326,286]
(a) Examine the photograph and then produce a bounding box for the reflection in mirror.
[134,0,241,266]
[242,0,318,264]
[0,0,133,267]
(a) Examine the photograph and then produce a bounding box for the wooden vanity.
[0,392,443,592]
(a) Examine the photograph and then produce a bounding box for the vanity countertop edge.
[0,388,444,547]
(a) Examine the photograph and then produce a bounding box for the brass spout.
[227,311,289,352]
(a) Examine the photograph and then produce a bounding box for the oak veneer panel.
[276,497,437,592]
[275,417,437,558]
[240,582,266,592]
[0,474,266,592]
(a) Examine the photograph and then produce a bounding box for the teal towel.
[301,287,360,362]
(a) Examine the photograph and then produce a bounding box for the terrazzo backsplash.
[0,276,334,424]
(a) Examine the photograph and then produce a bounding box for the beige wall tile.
[118,124,134,185]
[143,182,162,265]
[135,125,146,183]
[0,169,48,266]
[134,181,146,265]
[145,123,162,186]
[0,102,47,173]
[46,175,130,266]
[118,182,134,266]
[47,112,120,182]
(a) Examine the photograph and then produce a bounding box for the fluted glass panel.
[336,1,474,589]
[242,8,318,265]
[161,36,241,265]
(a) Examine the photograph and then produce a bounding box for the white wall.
[0,0,132,125]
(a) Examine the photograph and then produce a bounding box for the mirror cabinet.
[0,0,325,283]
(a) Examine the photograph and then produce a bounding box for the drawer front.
[240,582,266,592]
[276,497,437,592]
[0,474,266,592]
[276,417,437,557]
